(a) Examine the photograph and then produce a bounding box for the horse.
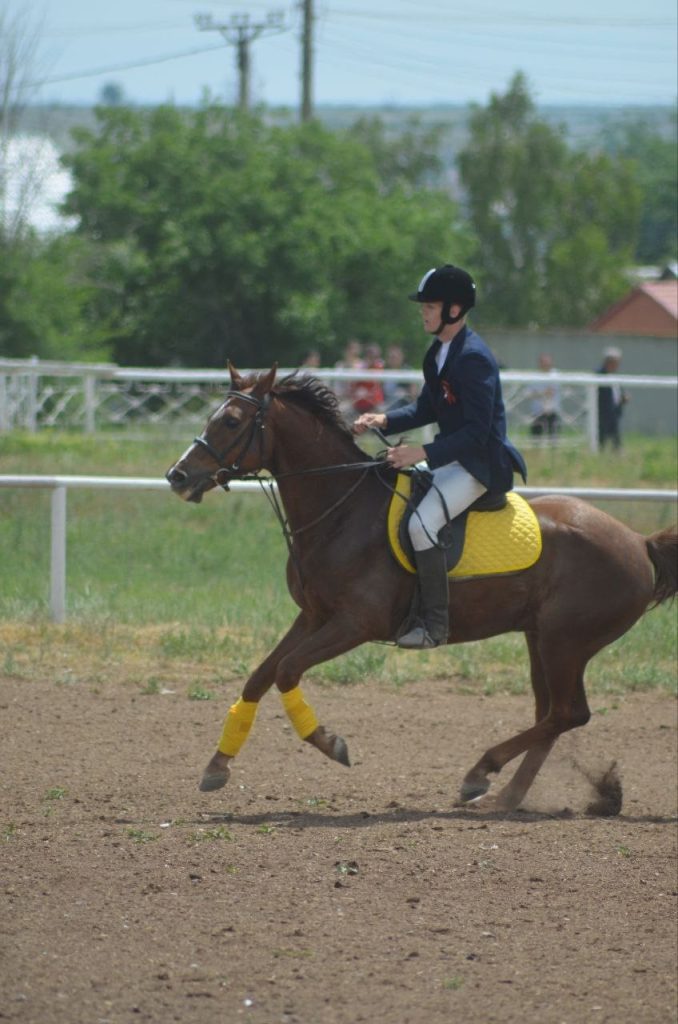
[166,364,677,812]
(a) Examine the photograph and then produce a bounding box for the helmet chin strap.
[435,301,465,334]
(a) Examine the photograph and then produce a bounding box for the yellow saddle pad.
[387,473,542,578]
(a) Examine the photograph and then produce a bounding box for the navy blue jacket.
[384,326,527,492]
[596,365,626,436]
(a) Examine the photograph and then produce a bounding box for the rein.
[259,466,370,538]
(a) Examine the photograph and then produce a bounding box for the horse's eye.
[223,415,239,429]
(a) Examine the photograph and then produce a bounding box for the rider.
[353,264,527,649]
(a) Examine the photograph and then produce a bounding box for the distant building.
[589,281,678,338]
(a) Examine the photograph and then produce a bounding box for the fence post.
[0,374,7,432]
[84,375,96,433]
[50,485,67,623]
[586,383,599,453]
[26,356,39,433]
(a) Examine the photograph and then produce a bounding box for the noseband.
[193,391,269,485]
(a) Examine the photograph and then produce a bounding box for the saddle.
[387,471,542,579]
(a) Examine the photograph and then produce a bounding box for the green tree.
[346,114,443,192]
[0,232,108,360]
[61,104,469,367]
[602,116,677,263]
[458,73,640,327]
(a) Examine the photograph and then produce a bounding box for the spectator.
[335,339,364,371]
[382,343,418,411]
[529,353,561,439]
[352,343,385,414]
[334,339,366,416]
[596,347,629,450]
[298,348,321,369]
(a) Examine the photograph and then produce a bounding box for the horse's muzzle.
[165,464,211,503]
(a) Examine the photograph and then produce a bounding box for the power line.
[27,43,229,88]
[334,1,676,28]
[326,22,676,67]
[44,22,191,37]
[315,29,674,101]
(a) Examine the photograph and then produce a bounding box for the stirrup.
[397,622,442,650]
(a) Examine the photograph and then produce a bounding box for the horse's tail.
[646,525,678,608]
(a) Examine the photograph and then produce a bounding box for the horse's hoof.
[459,776,490,803]
[332,736,351,767]
[198,754,231,792]
[305,727,351,767]
[198,768,230,792]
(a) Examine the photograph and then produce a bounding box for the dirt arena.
[1,674,676,1024]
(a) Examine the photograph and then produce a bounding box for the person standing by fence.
[529,353,561,440]
[597,347,629,450]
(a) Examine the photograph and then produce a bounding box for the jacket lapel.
[423,340,441,389]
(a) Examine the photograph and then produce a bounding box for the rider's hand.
[386,444,427,469]
[352,412,387,436]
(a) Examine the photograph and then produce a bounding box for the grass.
[44,786,68,801]
[126,828,159,845]
[188,826,234,843]
[0,430,676,695]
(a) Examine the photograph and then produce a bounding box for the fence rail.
[1,474,676,623]
[1,357,676,451]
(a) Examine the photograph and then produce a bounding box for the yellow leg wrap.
[281,686,319,740]
[217,698,258,757]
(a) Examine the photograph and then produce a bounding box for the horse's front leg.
[273,613,371,768]
[200,612,368,791]
[199,613,312,791]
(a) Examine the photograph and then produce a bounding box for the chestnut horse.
[166,365,677,812]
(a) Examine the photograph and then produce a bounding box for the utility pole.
[195,11,285,112]
[299,0,314,122]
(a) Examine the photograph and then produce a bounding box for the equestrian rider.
[353,264,527,649]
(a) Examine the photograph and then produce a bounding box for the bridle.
[193,390,270,487]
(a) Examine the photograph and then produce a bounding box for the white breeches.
[408,461,487,551]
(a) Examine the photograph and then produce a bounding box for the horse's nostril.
[166,466,187,486]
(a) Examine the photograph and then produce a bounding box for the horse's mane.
[233,371,358,447]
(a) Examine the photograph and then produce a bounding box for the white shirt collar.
[435,339,452,373]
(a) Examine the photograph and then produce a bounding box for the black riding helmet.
[409,264,476,328]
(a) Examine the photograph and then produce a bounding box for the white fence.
[0,474,676,623]
[1,357,676,452]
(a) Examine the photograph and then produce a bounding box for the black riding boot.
[397,546,450,649]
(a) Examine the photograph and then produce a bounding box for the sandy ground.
[1,674,676,1024]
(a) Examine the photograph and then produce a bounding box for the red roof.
[590,281,678,337]
[641,282,678,319]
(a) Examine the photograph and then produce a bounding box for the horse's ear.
[227,360,245,390]
[253,363,278,397]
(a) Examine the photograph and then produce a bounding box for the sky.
[10,0,678,110]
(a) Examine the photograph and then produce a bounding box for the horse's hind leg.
[469,633,554,811]
[460,633,591,809]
